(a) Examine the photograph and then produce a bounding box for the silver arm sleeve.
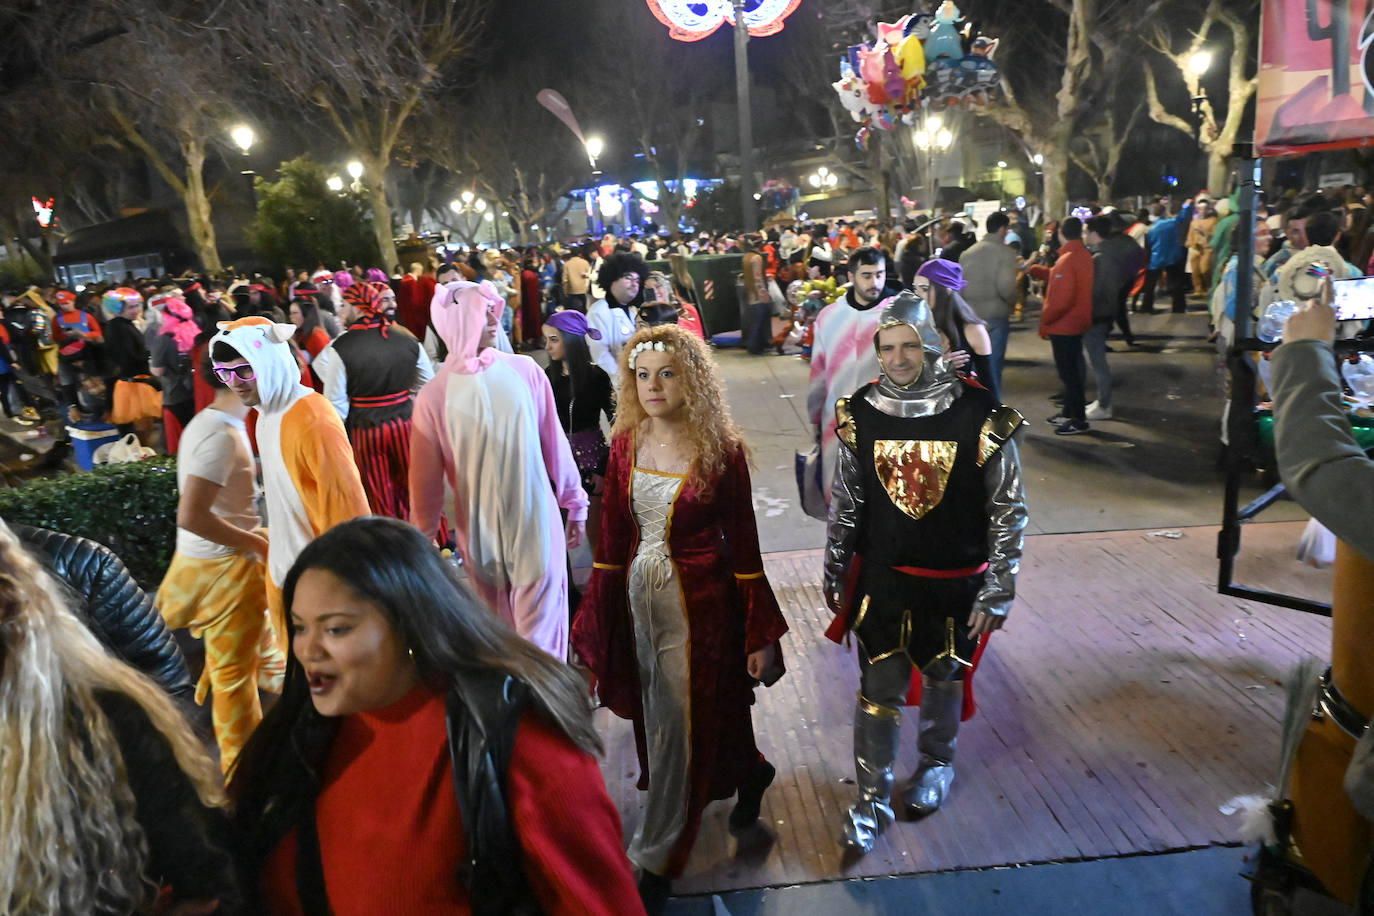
[974,437,1028,618]
[824,440,865,604]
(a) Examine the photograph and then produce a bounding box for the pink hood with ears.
[431,280,503,374]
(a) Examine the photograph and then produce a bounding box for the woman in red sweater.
[230,517,645,915]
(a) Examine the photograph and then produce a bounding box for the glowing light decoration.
[31,197,54,228]
[645,0,800,42]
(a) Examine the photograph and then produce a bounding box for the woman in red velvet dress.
[230,517,643,915]
[571,325,789,905]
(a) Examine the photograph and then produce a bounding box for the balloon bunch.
[798,275,843,305]
[833,2,1004,150]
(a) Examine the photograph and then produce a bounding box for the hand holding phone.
[1330,276,1374,322]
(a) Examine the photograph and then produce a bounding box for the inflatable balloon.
[833,76,872,123]
[856,125,872,150]
[895,34,926,82]
[924,1,966,62]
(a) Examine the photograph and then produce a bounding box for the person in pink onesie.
[409,280,588,659]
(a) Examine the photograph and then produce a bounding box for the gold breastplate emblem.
[873,439,957,520]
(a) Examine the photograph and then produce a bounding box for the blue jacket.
[1147,217,1184,269]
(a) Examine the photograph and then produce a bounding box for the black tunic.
[330,325,421,429]
[846,382,997,667]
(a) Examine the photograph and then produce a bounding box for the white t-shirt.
[175,408,261,559]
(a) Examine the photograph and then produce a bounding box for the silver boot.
[840,697,900,852]
[903,676,963,817]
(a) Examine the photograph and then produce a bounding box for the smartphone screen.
[1332,276,1374,321]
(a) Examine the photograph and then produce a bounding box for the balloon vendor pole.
[733,0,757,233]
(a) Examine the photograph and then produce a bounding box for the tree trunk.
[364,154,398,269]
[1043,146,1069,220]
[180,136,222,272]
[1206,152,1230,197]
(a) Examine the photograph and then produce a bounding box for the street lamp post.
[1188,50,1213,144]
[914,113,954,217]
[585,136,604,178]
[732,0,756,233]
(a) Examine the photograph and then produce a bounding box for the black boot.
[729,758,776,831]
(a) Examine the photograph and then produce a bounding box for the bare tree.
[1143,0,1259,193]
[1068,92,1145,203]
[208,0,493,269]
[975,0,1163,218]
[583,5,727,232]
[418,74,584,245]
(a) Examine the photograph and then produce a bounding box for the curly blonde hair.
[612,324,746,487]
[0,521,224,913]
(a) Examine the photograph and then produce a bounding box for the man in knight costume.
[824,290,1028,853]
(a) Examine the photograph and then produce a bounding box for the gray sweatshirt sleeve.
[1270,338,1374,559]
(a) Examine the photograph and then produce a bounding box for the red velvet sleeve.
[721,447,790,656]
[569,432,639,720]
[508,717,647,916]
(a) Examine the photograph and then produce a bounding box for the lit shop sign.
[645,0,799,42]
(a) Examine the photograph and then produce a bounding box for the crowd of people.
[3,178,1372,913]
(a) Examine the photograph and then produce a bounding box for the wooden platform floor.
[593,521,1336,895]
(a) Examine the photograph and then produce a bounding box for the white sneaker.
[1085,401,1113,421]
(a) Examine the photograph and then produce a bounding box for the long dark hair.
[229,518,600,862]
[291,297,322,341]
[558,328,597,405]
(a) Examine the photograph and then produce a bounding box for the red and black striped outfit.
[331,320,422,521]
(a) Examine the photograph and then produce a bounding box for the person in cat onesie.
[409,281,587,659]
[208,316,369,652]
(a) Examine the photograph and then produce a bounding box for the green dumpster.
[646,254,742,336]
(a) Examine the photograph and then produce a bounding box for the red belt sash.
[350,390,411,409]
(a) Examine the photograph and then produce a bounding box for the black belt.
[1317,666,1370,740]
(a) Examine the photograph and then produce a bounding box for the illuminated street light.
[1032,153,1045,166]
[461,189,475,205]
[935,128,953,149]
[997,160,1008,169]
[585,136,604,160]
[327,175,344,192]
[1189,50,1213,76]
[347,160,364,181]
[474,198,487,212]
[230,125,255,154]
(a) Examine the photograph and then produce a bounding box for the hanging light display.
[645,0,799,42]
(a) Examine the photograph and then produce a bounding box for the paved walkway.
[597,521,1333,897]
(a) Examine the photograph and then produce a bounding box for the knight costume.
[823,291,1028,853]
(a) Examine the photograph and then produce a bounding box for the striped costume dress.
[328,322,429,520]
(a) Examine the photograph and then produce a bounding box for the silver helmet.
[873,291,944,385]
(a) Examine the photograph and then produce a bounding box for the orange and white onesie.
[209,317,369,648]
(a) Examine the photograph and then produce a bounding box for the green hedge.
[0,458,179,591]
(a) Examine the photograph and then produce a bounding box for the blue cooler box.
[67,421,120,470]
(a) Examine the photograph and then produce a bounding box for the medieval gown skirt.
[572,432,790,877]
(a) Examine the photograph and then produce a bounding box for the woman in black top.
[542,309,615,545]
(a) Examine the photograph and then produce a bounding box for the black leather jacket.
[15,524,194,702]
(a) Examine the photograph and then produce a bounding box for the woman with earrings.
[230,516,644,915]
[543,309,615,548]
[571,325,789,909]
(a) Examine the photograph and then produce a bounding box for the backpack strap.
[446,672,536,916]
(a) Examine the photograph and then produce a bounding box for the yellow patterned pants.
[156,548,284,774]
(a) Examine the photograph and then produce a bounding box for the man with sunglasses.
[209,316,369,659]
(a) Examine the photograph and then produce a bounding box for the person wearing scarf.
[149,296,200,453]
[410,280,588,660]
[312,281,434,522]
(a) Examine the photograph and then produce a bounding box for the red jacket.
[1030,239,1094,337]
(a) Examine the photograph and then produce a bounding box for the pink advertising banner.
[1257,0,1374,156]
